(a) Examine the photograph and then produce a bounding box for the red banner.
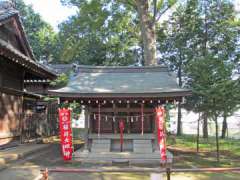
[59,108,73,161]
[156,107,167,162]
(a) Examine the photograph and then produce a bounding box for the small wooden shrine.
[50,65,191,163]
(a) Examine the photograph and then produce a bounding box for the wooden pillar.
[98,104,101,137]
[141,103,144,135]
[113,103,117,134]
[83,105,89,152]
[154,104,158,151]
[127,103,130,133]
[89,107,92,133]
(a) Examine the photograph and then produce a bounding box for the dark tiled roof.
[0,2,57,79]
[0,8,17,21]
[50,65,191,97]
[0,38,56,79]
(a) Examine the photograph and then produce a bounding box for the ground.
[168,135,240,168]
[0,135,240,180]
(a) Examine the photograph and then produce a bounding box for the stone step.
[133,140,152,144]
[133,144,152,147]
[74,158,170,164]
[75,153,161,159]
[134,149,153,153]
[91,139,111,152]
[91,144,110,147]
[92,139,111,144]
[133,140,153,153]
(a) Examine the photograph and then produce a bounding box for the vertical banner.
[156,107,167,162]
[59,108,73,161]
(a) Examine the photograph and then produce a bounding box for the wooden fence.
[40,167,240,180]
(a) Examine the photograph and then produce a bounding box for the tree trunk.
[202,112,208,138]
[176,59,182,136]
[221,112,227,139]
[136,0,157,66]
[215,114,220,163]
[177,103,182,136]
[197,113,200,153]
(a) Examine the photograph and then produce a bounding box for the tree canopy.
[16,0,59,62]
[58,0,141,65]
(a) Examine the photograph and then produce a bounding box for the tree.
[16,0,59,62]
[159,0,239,140]
[158,0,200,135]
[187,54,240,162]
[61,0,177,65]
[198,0,239,139]
[220,80,240,138]
[58,0,140,65]
[187,1,239,160]
[132,0,177,65]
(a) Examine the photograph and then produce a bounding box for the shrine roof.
[0,2,57,79]
[49,65,191,98]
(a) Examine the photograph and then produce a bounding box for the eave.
[48,90,192,99]
[0,39,57,80]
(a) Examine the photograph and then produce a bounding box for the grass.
[167,134,240,168]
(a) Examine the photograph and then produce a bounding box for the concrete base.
[73,150,173,165]
[74,133,172,165]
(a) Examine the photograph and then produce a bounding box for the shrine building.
[0,2,57,146]
[50,65,191,164]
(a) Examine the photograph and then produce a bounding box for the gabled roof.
[50,65,191,98]
[0,38,56,79]
[0,2,57,79]
[0,4,35,59]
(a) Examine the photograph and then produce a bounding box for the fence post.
[166,168,171,180]
[41,168,48,180]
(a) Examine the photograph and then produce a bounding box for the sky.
[23,0,77,31]
[23,0,240,32]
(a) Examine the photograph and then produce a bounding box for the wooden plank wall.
[0,57,23,145]
[0,56,23,90]
[0,92,22,145]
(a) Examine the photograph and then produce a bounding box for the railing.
[20,112,58,143]
[40,167,240,180]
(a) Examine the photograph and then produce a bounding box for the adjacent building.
[0,2,57,146]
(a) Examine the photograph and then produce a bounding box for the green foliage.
[187,55,240,117]
[158,0,200,85]
[16,0,59,62]
[159,0,240,118]
[50,73,69,88]
[59,101,81,115]
[58,0,140,65]
[165,102,176,131]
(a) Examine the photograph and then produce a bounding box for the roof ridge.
[75,65,167,68]
[0,1,15,10]
[74,65,169,73]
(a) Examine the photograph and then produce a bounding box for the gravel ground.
[0,144,150,180]
[0,144,239,180]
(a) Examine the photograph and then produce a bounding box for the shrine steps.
[73,151,173,165]
[91,139,111,153]
[74,133,172,165]
[133,140,153,153]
